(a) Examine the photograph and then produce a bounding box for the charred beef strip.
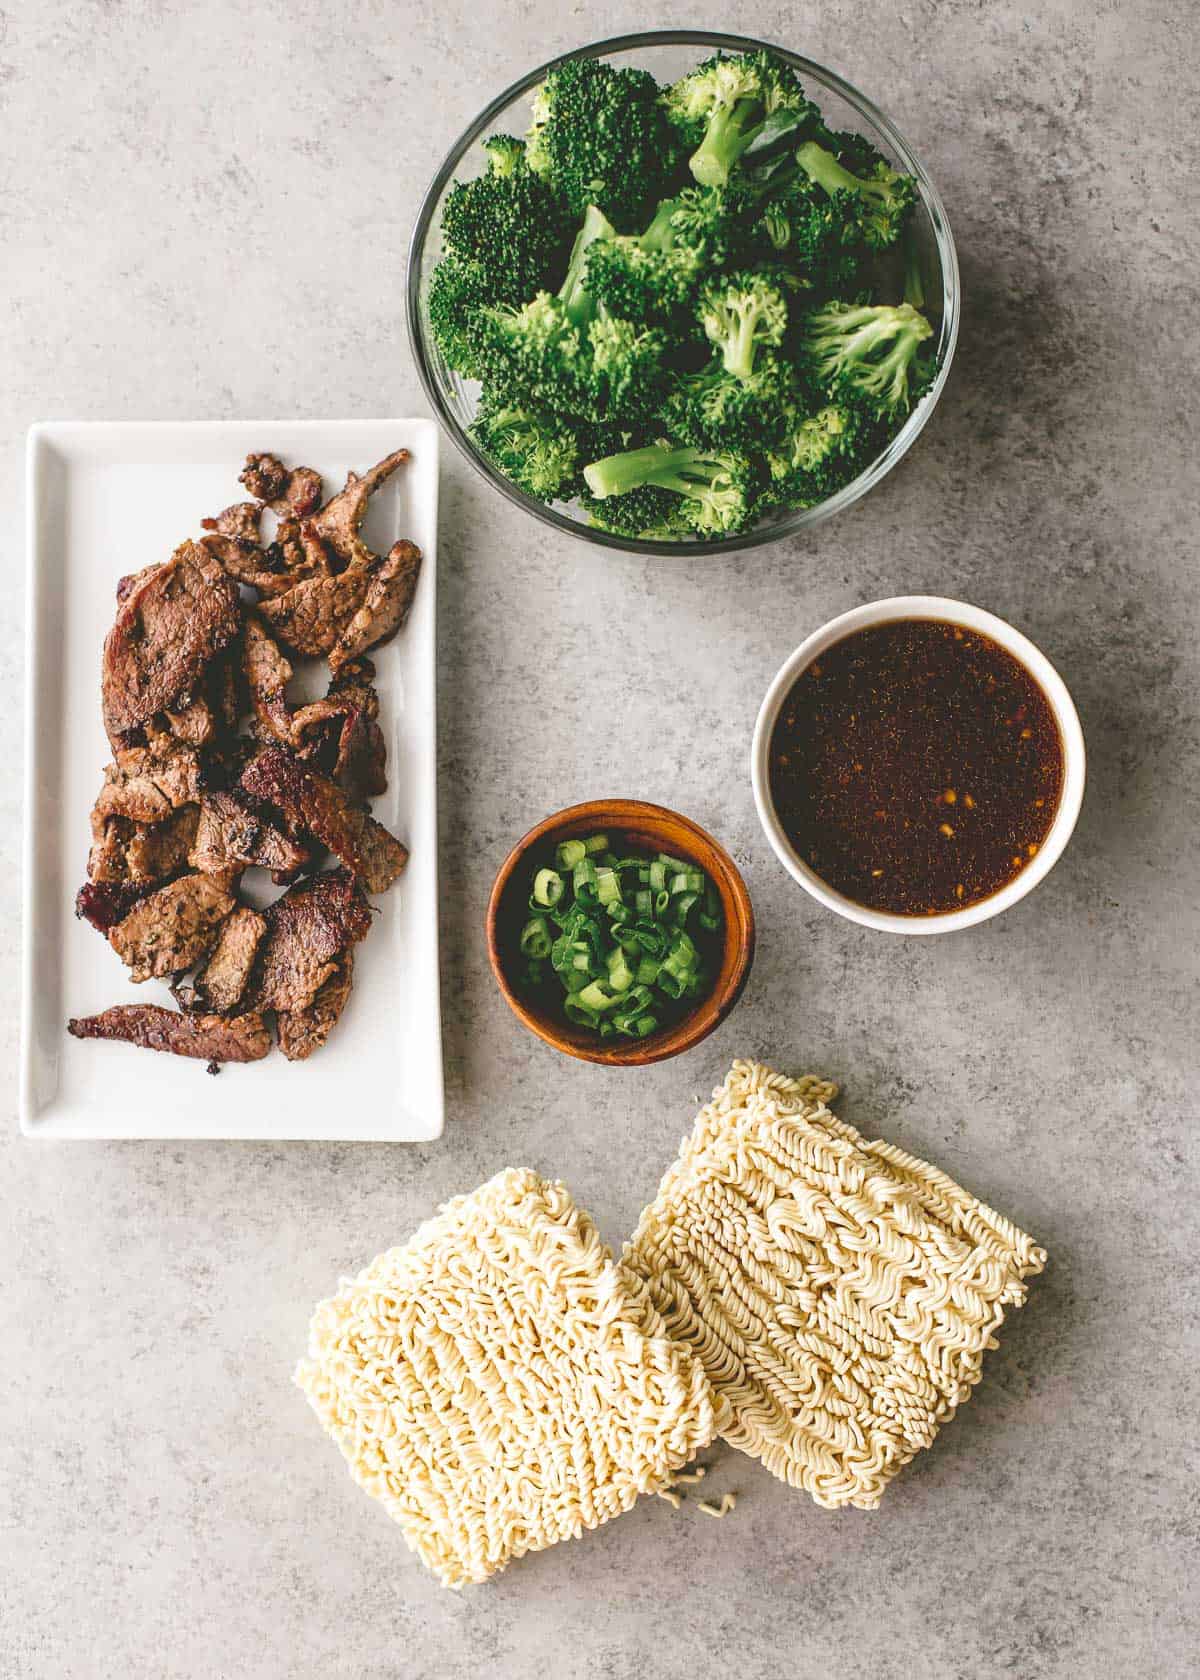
[88,803,200,886]
[291,659,387,801]
[107,873,237,982]
[187,905,267,1015]
[102,540,241,745]
[238,452,290,502]
[92,735,204,827]
[254,564,372,658]
[190,790,310,881]
[242,613,297,745]
[163,690,217,748]
[76,879,158,932]
[201,502,261,544]
[262,519,332,588]
[329,540,423,673]
[68,1004,271,1063]
[241,746,407,893]
[251,867,371,1012]
[238,453,322,518]
[276,950,355,1061]
[311,449,409,571]
[269,466,322,518]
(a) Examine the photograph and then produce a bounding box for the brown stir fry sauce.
[769,619,1064,915]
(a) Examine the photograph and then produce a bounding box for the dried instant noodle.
[623,1061,1046,1509]
[295,1168,716,1586]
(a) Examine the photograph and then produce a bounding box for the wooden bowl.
[486,799,755,1067]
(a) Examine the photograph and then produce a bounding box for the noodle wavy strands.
[623,1061,1046,1510]
[296,1169,716,1586]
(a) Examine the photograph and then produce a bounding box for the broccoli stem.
[639,196,682,254]
[583,441,715,500]
[690,99,761,187]
[902,227,925,309]
[795,140,894,210]
[794,140,861,198]
[558,205,617,326]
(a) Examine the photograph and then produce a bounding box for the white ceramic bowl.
[750,596,1086,934]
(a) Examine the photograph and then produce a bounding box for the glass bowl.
[407,29,960,557]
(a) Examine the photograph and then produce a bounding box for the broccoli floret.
[525,58,683,228]
[469,402,602,502]
[799,301,934,422]
[583,440,760,536]
[794,141,917,249]
[440,134,573,302]
[663,51,817,189]
[662,352,801,451]
[427,254,494,378]
[583,198,705,328]
[764,403,867,506]
[558,204,619,326]
[474,292,666,423]
[698,270,789,381]
[579,480,684,539]
[666,185,752,270]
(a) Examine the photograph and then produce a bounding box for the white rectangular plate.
[21,419,443,1140]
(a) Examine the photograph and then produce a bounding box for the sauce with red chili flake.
[768,619,1064,915]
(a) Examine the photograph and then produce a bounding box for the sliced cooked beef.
[311,449,409,571]
[254,565,371,657]
[242,613,296,745]
[190,790,310,880]
[116,564,160,604]
[68,1004,271,1062]
[108,873,236,982]
[92,736,204,826]
[188,905,267,1014]
[264,519,332,587]
[199,531,274,585]
[240,746,407,892]
[88,803,200,885]
[270,466,322,517]
[251,867,371,1012]
[210,648,244,733]
[329,540,422,673]
[163,690,217,747]
[102,540,241,744]
[238,452,289,502]
[76,879,157,932]
[276,950,354,1061]
[292,661,387,801]
[202,502,261,543]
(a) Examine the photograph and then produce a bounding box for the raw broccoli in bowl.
[425,47,939,542]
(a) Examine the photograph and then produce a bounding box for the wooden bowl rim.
[486,798,756,1067]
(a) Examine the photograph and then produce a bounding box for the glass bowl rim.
[406,27,961,558]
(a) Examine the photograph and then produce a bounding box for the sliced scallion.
[517,833,722,1041]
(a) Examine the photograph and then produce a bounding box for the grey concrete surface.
[2,1,1197,1675]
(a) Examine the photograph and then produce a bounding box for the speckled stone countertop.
[3,3,1197,1676]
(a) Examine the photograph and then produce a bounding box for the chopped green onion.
[520,916,552,959]
[674,890,700,925]
[518,839,719,1043]
[578,979,619,1013]
[607,946,635,992]
[596,867,622,908]
[533,867,564,908]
